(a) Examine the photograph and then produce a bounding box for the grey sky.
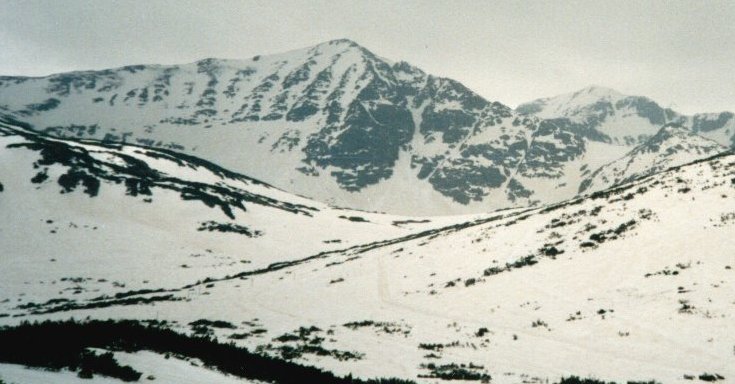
[1,0,734,114]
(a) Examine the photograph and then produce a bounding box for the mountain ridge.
[579,123,730,193]
[1,41,731,215]
[518,85,735,148]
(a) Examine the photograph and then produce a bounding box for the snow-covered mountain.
[1,115,734,383]
[0,39,542,214]
[580,124,729,193]
[518,85,735,148]
[1,43,730,215]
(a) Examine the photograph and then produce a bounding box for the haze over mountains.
[1,39,732,215]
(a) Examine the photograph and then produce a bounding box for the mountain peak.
[569,85,624,101]
[321,38,361,47]
[516,85,627,117]
[310,38,371,55]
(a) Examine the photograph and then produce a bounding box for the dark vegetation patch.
[58,170,101,196]
[198,221,262,237]
[189,319,237,336]
[189,319,237,329]
[558,377,660,384]
[482,254,538,277]
[343,320,411,336]
[566,311,585,322]
[324,255,361,267]
[696,373,726,382]
[31,169,49,183]
[418,341,461,351]
[338,215,369,223]
[229,328,267,340]
[0,319,414,384]
[392,219,431,226]
[712,212,735,227]
[531,319,550,330]
[76,349,142,381]
[678,299,695,314]
[540,245,564,257]
[418,362,491,382]
[91,288,168,302]
[475,327,489,337]
[259,326,363,361]
[15,297,72,310]
[644,262,691,278]
[579,219,638,249]
[17,293,181,315]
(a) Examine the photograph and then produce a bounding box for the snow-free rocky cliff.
[0,41,732,214]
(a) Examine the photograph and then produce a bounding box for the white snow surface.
[0,122,475,306]
[1,121,734,384]
[0,351,264,384]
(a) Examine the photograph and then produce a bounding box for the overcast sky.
[1,0,734,114]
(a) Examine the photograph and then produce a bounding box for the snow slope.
[0,118,471,308]
[2,122,733,383]
[580,124,729,193]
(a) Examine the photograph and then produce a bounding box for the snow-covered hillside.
[2,116,734,383]
[0,118,473,307]
[580,124,729,193]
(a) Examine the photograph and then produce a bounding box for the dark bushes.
[0,319,415,384]
[77,350,142,381]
